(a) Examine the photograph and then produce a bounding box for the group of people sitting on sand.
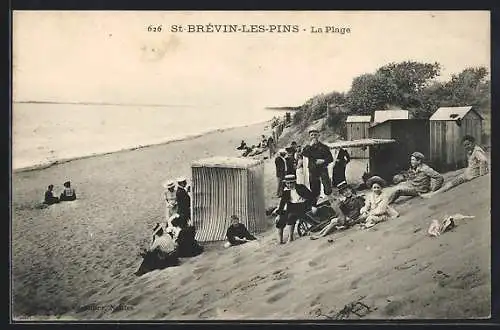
[236,133,277,159]
[267,130,489,244]
[135,177,204,276]
[43,181,77,205]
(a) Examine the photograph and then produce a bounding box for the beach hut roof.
[429,106,483,121]
[192,156,263,169]
[373,110,409,124]
[325,138,396,149]
[346,115,372,123]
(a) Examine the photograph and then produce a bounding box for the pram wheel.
[297,220,312,237]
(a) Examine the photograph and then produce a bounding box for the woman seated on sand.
[136,223,179,276]
[310,181,365,240]
[59,181,77,201]
[44,184,60,205]
[423,135,489,198]
[358,176,399,229]
[224,215,257,248]
[166,213,204,257]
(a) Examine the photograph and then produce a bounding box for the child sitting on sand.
[224,215,257,248]
[44,185,60,205]
[59,181,77,201]
[310,181,365,240]
[359,176,399,229]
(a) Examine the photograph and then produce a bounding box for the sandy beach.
[12,120,490,320]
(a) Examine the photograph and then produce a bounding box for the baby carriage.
[295,198,338,237]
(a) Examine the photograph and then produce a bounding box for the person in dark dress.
[44,185,60,205]
[301,129,334,202]
[332,148,351,187]
[275,149,288,197]
[59,181,77,201]
[272,174,316,244]
[176,177,191,222]
[224,215,257,248]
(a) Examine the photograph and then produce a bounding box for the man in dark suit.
[285,146,297,175]
[301,129,334,202]
[176,177,191,223]
[332,147,351,186]
[274,149,288,197]
[272,174,316,244]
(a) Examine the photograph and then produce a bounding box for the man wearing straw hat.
[273,174,316,244]
[163,180,177,225]
[387,151,444,204]
[301,128,334,202]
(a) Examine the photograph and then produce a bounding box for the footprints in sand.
[432,266,485,290]
[266,290,289,304]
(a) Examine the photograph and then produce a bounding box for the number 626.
[147,25,162,32]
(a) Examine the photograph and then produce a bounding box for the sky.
[12,11,490,108]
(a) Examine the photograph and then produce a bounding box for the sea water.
[12,103,284,170]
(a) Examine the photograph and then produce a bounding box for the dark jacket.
[275,156,287,178]
[334,148,351,168]
[226,223,256,245]
[285,156,296,175]
[176,187,191,219]
[277,184,315,214]
[301,142,333,172]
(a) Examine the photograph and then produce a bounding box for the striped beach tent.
[191,156,266,242]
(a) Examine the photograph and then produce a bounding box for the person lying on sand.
[44,184,60,205]
[359,176,399,229]
[387,152,444,204]
[423,135,489,198]
[310,181,365,240]
[59,181,77,202]
[272,174,316,244]
[224,215,257,248]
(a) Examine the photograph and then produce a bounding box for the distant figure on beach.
[275,149,288,197]
[388,152,444,204]
[273,174,316,244]
[176,177,191,222]
[424,135,489,197]
[301,129,333,203]
[310,181,365,240]
[59,181,77,201]
[224,215,257,248]
[163,181,177,225]
[359,176,399,229]
[267,135,276,157]
[44,185,60,205]
[236,140,247,150]
[332,147,351,187]
[135,223,179,276]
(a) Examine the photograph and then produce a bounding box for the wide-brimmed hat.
[309,128,320,134]
[163,180,175,189]
[278,148,287,155]
[177,177,187,183]
[411,152,425,161]
[285,146,295,153]
[283,174,297,182]
[366,176,386,188]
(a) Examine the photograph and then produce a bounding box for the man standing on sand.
[332,147,351,187]
[267,135,276,158]
[424,135,489,197]
[301,129,334,203]
[176,177,191,223]
[273,174,316,244]
[275,149,288,197]
[388,152,444,204]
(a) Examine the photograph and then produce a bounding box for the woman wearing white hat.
[163,180,178,225]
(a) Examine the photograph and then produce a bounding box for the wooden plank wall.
[192,163,266,242]
[346,122,370,158]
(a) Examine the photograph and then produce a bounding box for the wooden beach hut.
[373,110,409,124]
[429,106,483,171]
[346,115,371,158]
[191,156,266,242]
[369,119,430,181]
